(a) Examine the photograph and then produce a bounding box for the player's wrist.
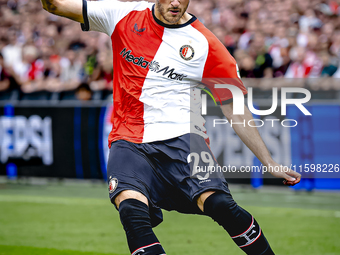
[262,159,276,169]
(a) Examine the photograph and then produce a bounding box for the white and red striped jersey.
[82,0,247,146]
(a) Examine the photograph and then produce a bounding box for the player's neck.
[154,11,192,26]
[180,12,193,25]
[174,12,192,25]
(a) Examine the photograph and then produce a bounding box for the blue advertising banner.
[288,105,340,190]
[1,103,339,190]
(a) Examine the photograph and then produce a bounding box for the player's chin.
[167,18,181,24]
[166,13,182,23]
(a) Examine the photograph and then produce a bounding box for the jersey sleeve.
[81,0,151,36]
[201,28,247,105]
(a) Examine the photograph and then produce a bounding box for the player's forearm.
[221,103,275,167]
[40,0,84,23]
[40,0,57,14]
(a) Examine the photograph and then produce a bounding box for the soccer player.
[40,0,301,254]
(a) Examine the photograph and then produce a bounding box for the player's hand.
[267,163,301,186]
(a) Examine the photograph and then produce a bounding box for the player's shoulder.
[191,21,220,45]
[191,20,235,62]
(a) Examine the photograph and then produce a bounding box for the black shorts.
[107,133,230,227]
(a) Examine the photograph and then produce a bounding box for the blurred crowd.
[188,0,340,79]
[1,0,340,100]
[0,0,113,100]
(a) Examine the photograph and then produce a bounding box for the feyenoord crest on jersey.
[108,177,118,194]
[179,45,195,61]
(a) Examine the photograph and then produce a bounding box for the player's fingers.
[283,176,300,186]
[283,179,297,186]
[283,180,290,186]
[283,173,296,182]
[281,172,299,186]
[287,171,301,185]
[288,170,301,179]
[293,174,301,185]
[280,169,301,185]
[283,180,293,186]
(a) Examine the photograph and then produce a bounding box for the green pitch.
[0,180,340,255]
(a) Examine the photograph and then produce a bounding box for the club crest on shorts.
[179,45,195,61]
[108,178,118,194]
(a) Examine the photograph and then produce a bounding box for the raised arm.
[221,102,301,186]
[40,0,84,23]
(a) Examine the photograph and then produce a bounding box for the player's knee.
[203,192,239,220]
[114,190,148,209]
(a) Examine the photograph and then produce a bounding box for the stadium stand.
[1,0,340,101]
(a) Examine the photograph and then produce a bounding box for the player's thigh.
[107,140,155,208]
[114,190,148,209]
[183,134,231,213]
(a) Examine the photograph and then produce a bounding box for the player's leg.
[197,191,274,255]
[115,191,166,255]
[107,140,166,255]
